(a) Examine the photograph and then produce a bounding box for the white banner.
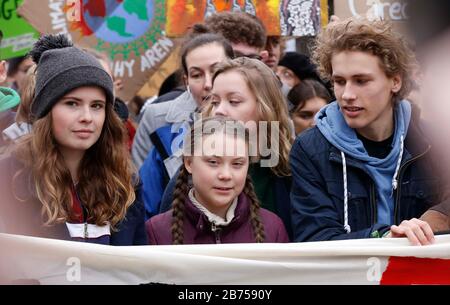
[1,233,449,285]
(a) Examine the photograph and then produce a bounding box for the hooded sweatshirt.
[315,100,411,228]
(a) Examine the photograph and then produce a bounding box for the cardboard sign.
[334,0,409,38]
[138,45,179,97]
[334,0,408,21]
[17,0,176,101]
[0,0,39,60]
[166,0,328,37]
[333,0,409,34]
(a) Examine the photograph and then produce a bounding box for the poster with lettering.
[17,0,176,101]
[0,0,39,60]
[333,0,409,35]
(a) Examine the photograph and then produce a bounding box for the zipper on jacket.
[211,222,222,244]
[394,145,431,224]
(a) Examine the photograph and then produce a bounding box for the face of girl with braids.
[184,130,249,219]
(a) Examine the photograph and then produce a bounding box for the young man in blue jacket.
[290,17,446,245]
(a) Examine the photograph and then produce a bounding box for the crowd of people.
[0,5,449,250]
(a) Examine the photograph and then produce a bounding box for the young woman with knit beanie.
[0,34,147,245]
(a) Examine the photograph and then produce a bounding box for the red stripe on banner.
[381,256,450,285]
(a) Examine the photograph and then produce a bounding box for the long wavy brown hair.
[203,57,293,177]
[171,117,265,244]
[13,100,136,228]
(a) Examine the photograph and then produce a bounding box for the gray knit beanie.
[29,34,114,118]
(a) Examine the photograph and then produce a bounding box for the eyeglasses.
[234,51,262,61]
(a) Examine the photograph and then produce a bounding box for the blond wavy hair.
[13,101,136,228]
[203,57,293,176]
[312,17,417,103]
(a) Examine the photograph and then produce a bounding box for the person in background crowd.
[0,31,21,155]
[262,36,285,72]
[6,55,34,95]
[288,79,332,136]
[276,52,321,94]
[204,11,267,60]
[139,33,234,219]
[137,70,186,120]
[0,87,20,154]
[128,95,146,122]
[157,70,185,98]
[2,63,36,147]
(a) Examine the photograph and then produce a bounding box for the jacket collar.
[328,104,430,170]
[165,91,198,123]
[184,193,251,232]
[188,188,238,226]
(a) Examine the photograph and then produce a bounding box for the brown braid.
[171,166,190,244]
[243,175,265,243]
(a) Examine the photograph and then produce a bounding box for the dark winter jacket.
[290,108,447,242]
[146,193,289,245]
[159,165,294,239]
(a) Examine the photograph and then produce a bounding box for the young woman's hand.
[387,218,435,246]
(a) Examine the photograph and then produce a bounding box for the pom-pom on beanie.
[29,34,114,118]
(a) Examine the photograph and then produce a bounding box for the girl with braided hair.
[146,117,289,244]
[159,57,295,239]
